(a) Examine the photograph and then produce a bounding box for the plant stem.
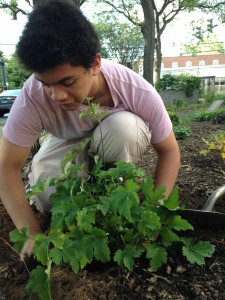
[0,236,30,274]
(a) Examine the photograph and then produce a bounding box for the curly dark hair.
[16,0,101,72]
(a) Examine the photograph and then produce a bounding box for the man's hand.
[20,238,35,260]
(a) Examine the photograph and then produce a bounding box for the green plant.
[200,130,225,160]
[167,110,179,126]
[172,98,187,108]
[193,109,225,122]
[9,102,215,299]
[155,74,175,91]
[199,87,216,104]
[155,74,201,97]
[173,125,192,140]
[213,112,225,124]
[10,153,215,299]
[178,112,195,125]
[214,93,225,101]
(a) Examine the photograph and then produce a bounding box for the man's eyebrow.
[35,75,75,85]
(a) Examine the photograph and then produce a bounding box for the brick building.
[133,53,225,94]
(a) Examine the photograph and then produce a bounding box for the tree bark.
[140,0,155,84]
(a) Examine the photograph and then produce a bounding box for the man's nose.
[50,86,68,102]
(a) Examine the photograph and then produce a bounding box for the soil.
[1,120,225,300]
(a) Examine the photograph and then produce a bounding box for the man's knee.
[90,111,151,162]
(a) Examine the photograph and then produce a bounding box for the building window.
[139,64,143,76]
[186,61,192,67]
[215,77,225,85]
[161,62,164,69]
[172,62,178,68]
[199,60,205,66]
[213,60,219,65]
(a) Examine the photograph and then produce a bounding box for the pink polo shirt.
[3,59,172,147]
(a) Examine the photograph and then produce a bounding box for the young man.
[0,0,180,257]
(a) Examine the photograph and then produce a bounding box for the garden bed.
[0,121,225,300]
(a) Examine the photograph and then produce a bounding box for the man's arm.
[152,131,180,198]
[0,136,43,243]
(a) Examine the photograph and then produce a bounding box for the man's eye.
[62,80,75,87]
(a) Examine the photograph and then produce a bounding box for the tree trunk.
[155,34,162,82]
[140,0,155,85]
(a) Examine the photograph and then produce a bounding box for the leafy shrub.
[200,130,225,160]
[167,110,179,126]
[173,98,187,108]
[173,125,192,140]
[10,145,216,299]
[155,74,201,97]
[200,87,216,104]
[9,102,215,299]
[193,110,225,122]
[155,74,175,91]
[214,93,225,101]
[213,112,225,124]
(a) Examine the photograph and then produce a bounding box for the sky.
[0,10,27,57]
[0,4,225,58]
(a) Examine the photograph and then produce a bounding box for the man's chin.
[61,104,80,111]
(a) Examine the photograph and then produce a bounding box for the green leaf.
[141,177,154,200]
[163,187,179,210]
[114,244,144,271]
[76,209,96,232]
[48,230,66,249]
[124,179,139,193]
[167,215,193,231]
[25,176,51,199]
[79,103,100,120]
[9,226,29,251]
[61,138,91,170]
[97,196,111,215]
[110,187,136,221]
[33,234,50,265]
[141,177,166,203]
[62,239,77,263]
[151,186,167,202]
[145,243,168,271]
[160,227,180,247]
[138,211,161,238]
[70,256,80,273]
[91,156,104,175]
[82,228,110,263]
[26,265,52,300]
[61,239,85,272]
[181,237,215,265]
[49,248,63,266]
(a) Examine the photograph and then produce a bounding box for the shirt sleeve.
[3,85,43,147]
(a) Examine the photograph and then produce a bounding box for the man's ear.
[92,53,101,76]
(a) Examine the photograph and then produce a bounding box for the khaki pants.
[28,111,151,212]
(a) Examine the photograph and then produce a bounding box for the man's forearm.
[154,150,180,198]
[0,172,43,236]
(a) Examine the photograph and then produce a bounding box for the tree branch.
[101,0,141,26]
[197,1,225,9]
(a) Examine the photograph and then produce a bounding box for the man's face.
[34,58,100,111]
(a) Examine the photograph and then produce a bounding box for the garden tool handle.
[202,185,225,212]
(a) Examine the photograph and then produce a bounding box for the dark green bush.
[173,98,187,108]
[167,110,179,126]
[155,74,201,97]
[193,109,225,122]
[174,126,192,140]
